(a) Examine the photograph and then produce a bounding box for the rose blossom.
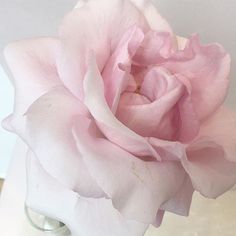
[2,0,236,235]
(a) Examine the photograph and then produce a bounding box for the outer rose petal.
[26,151,149,236]
[23,87,104,198]
[198,107,236,162]
[73,115,186,224]
[160,174,194,216]
[149,139,194,215]
[129,0,173,33]
[58,0,149,99]
[4,38,61,117]
[182,107,236,198]
[83,53,160,159]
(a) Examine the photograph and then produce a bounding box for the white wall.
[0,0,236,178]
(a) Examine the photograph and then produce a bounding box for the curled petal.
[198,107,236,162]
[160,174,194,216]
[182,107,236,198]
[133,31,176,66]
[163,35,231,120]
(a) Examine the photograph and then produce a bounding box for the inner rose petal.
[116,69,184,138]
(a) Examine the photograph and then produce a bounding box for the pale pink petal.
[58,0,149,99]
[140,67,172,101]
[160,174,194,216]
[153,210,165,227]
[102,26,144,111]
[182,139,236,198]
[117,67,200,142]
[182,107,236,198]
[129,0,173,33]
[133,31,176,66]
[118,92,151,106]
[83,54,160,159]
[176,93,200,142]
[26,150,149,236]
[149,137,184,161]
[150,140,195,216]
[23,87,104,198]
[4,38,62,117]
[116,68,184,138]
[163,35,231,120]
[73,115,186,224]
[198,107,236,162]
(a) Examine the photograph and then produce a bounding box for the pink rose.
[3,0,236,235]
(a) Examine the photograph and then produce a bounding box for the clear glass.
[24,205,70,235]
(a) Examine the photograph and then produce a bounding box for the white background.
[0,0,236,178]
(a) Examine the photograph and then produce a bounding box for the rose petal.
[119,92,151,107]
[129,0,173,33]
[58,0,149,99]
[73,115,186,224]
[4,38,61,117]
[133,31,176,66]
[23,86,104,198]
[198,106,236,162]
[102,26,144,111]
[116,68,184,138]
[153,210,165,227]
[163,35,231,120]
[182,107,236,198]
[149,137,184,161]
[83,53,160,159]
[160,174,194,216]
[149,139,195,216]
[26,150,149,236]
[140,67,175,101]
[176,92,200,142]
